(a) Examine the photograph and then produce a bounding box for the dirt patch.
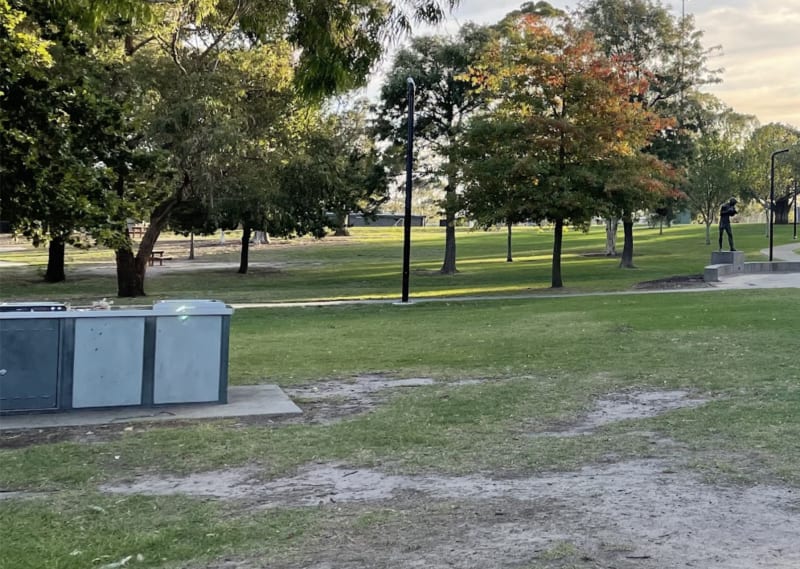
[283,375,483,425]
[535,390,709,437]
[633,274,709,289]
[0,376,469,447]
[287,375,436,401]
[104,459,800,568]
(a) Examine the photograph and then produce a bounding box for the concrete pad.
[713,271,800,290]
[0,385,301,430]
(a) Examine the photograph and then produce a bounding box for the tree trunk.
[775,195,790,224]
[551,218,564,288]
[705,221,711,245]
[115,196,178,297]
[619,214,635,269]
[440,185,457,274]
[765,206,770,237]
[506,221,513,262]
[44,236,66,283]
[333,213,350,236]
[115,247,144,297]
[219,229,226,245]
[239,225,251,274]
[604,217,618,256]
[189,232,195,260]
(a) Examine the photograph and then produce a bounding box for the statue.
[718,198,737,251]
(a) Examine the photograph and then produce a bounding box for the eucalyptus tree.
[106,0,459,295]
[375,23,489,274]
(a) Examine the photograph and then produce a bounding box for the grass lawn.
[0,222,797,305]
[1,224,799,568]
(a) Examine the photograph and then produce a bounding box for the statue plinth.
[710,251,745,272]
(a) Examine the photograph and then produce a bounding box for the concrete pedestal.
[704,251,746,282]
[710,251,745,271]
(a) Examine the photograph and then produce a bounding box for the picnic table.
[148,250,173,266]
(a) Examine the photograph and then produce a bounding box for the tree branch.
[198,0,241,61]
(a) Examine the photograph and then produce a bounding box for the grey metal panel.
[0,319,60,411]
[153,315,222,404]
[72,318,144,408]
[141,317,157,407]
[218,316,230,404]
[58,319,76,410]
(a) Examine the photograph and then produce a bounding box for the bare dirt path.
[96,380,800,569]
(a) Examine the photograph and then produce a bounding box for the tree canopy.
[462,12,672,286]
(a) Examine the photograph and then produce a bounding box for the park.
[2,223,800,568]
[2,0,800,568]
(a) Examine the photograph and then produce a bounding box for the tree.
[738,123,800,234]
[459,117,534,262]
[0,1,127,282]
[681,98,755,245]
[375,24,489,274]
[106,0,460,295]
[466,13,669,287]
[168,201,219,260]
[317,104,390,237]
[210,105,389,275]
[580,0,720,265]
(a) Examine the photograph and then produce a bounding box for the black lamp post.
[401,77,415,303]
[793,178,798,240]
[769,148,790,261]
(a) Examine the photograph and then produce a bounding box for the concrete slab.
[0,385,301,430]
[712,271,800,290]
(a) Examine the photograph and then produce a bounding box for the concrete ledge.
[705,260,800,283]
[704,263,734,282]
[744,261,800,273]
[0,384,301,430]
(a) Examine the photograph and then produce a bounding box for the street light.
[401,77,416,303]
[769,148,790,261]
[793,178,798,240]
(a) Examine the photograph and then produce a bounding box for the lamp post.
[401,77,415,303]
[769,148,790,261]
[793,178,798,240]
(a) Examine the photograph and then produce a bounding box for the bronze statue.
[718,198,737,251]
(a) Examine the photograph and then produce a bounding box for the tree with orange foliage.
[463,12,674,286]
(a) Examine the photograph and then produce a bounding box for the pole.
[401,78,415,303]
[769,148,790,261]
[792,178,798,239]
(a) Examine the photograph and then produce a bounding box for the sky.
[371,0,800,129]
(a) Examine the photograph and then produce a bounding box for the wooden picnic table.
[148,250,173,266]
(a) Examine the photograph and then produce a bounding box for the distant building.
[347,213,427,227]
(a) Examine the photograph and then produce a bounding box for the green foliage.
[738,123,800,208]
[682,97,755,240]
[0,2,126,255]
[463,12,673,283]
[458,117,535,229]
[274,105,390,238]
